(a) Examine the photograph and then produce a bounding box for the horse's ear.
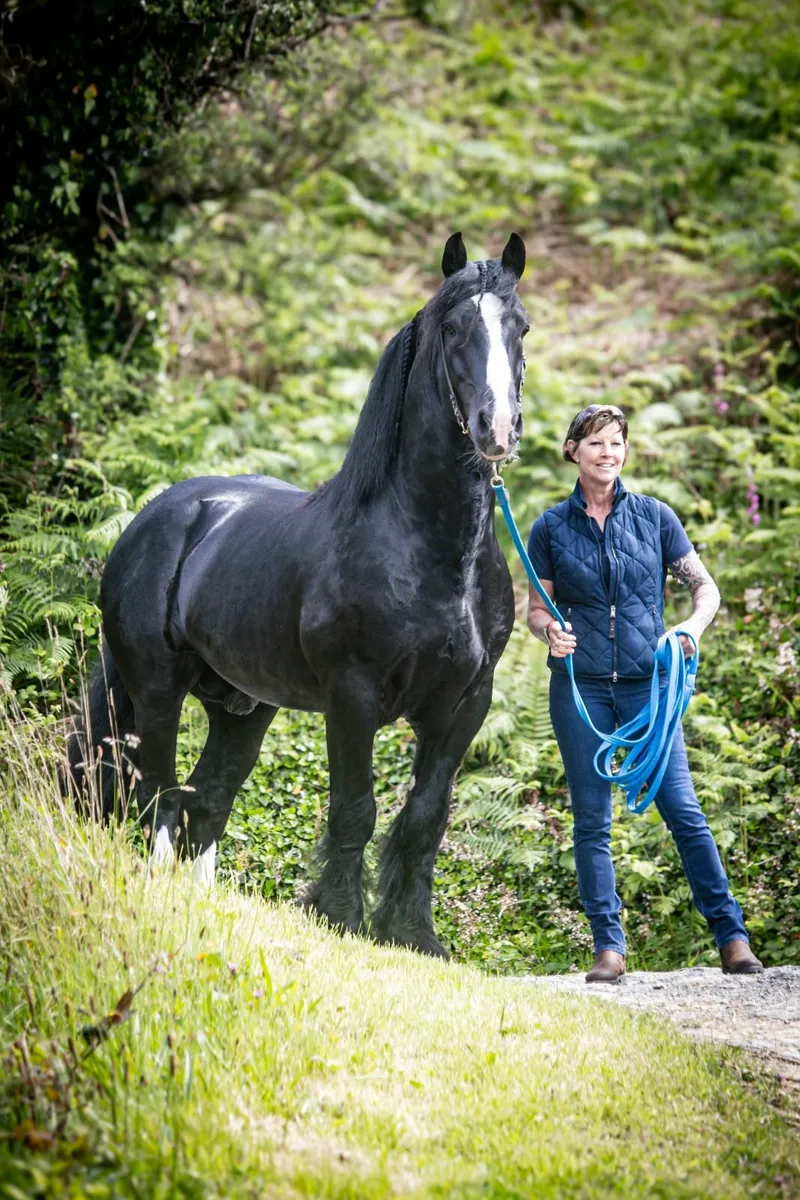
[501,232,526,279]
[442,232,468,277]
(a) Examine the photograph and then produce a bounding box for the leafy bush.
[0,0,377,504]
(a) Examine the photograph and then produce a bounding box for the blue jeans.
[549,673,749,956]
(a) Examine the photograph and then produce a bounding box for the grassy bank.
[1,714,798,1198]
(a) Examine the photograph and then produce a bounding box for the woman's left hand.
[665,625,698,658]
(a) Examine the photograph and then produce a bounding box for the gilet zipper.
[584,511,618,680]
[607,518,620,682]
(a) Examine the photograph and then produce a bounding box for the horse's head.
[435,232,528,462]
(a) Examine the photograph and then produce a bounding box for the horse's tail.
[64,643,137,820]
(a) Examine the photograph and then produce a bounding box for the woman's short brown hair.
[562,404,628,463]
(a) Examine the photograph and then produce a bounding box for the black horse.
[68,232,529,958]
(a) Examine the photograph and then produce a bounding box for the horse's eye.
[442,323,456,336]
[522,325,530,336]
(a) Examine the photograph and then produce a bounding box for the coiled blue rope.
[492,476,698,814]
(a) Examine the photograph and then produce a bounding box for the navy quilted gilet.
[544,480,664,680]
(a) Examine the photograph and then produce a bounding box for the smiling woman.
[565,405,629,480]
[525,404,764,984]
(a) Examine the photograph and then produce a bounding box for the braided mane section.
[400,312,420,395]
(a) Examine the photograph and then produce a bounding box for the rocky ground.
[529,966,800,1114]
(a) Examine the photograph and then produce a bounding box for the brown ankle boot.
[585,950,626,984]
[720,940,763,975]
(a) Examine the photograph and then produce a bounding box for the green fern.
[0,468,121,692]
[451,629,560,874]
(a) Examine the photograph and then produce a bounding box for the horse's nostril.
[513,412,523,436]
[477,409,492,434]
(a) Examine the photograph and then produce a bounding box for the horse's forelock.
[424,259,519,329]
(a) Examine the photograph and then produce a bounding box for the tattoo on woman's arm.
[669,550,713,591]
[668,550,721,631]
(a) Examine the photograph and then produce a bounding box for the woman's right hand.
[547,620,576,657]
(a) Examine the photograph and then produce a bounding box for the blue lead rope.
[492,476,699,814]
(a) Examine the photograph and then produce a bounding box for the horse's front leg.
[371,678,493,958]
[301,670,379,935]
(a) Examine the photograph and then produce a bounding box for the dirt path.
[528,966,800,1104]
[530,966,800,1061]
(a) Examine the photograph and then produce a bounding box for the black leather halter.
[440,315,526,447]
[440,328,470,437]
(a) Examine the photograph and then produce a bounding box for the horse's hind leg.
[302,671,379,935]
[371,680,493,959]
[133,691,187,864]
[180,702,278,883]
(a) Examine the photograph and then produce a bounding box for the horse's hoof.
[151,825,174,867]
[298,888,363,936]
[370,920,450,960]
[412,934,450,960]
[193,841,216,888]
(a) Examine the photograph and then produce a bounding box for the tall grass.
[1,707,797,1198]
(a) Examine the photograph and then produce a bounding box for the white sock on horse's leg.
[193,840,216,887]
[152,825,173,866]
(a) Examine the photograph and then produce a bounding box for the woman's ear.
[566,439,579,463]
[623,443,630,465]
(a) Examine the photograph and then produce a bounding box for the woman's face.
[568,420,627,484]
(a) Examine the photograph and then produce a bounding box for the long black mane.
[311,316,418,513]
[315,258,519,514]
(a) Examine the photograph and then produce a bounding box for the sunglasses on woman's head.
[576,404,624,420]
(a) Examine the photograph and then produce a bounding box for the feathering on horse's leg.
[371,681,493,958]
[301,673,379,935]
[177,701,278,886]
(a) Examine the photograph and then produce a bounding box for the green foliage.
[0,0,378,503]
[2,0,799,972]
[0,0,360,240]
[0,471,131,699]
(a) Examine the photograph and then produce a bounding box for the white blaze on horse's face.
[472,292,514,451]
